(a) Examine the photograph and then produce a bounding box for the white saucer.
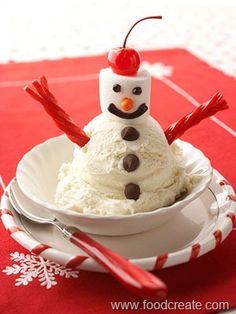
[1,170,235,273]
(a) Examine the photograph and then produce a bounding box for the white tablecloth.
[1,0,236,78]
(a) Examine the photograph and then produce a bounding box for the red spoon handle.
[66,228,167,300]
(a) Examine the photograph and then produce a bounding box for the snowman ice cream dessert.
[54,64,193,215]
[55,17,195,215]
[25,16,228,216]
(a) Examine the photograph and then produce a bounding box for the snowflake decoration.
[142,62,173,79]
[2,252,79,289]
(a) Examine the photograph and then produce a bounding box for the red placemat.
[0,49,235,314]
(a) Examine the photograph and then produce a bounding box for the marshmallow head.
[99,67,151,124]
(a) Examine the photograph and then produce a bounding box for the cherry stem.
[123,16,162,48]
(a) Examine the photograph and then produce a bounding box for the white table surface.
[0,0,236,78]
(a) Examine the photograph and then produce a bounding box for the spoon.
[8,179,167,300]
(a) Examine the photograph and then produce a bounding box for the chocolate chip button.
[124,183,140,200]
[123,154,140,172]
[121,127,139,141]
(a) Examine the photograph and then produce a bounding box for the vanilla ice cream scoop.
[55,114,194,215]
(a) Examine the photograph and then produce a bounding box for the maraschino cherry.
[108,16,162,75]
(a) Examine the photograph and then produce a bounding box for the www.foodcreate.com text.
[110,299,230,311]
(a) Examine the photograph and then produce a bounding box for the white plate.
[1,170,235,272]
[16,135,212,235]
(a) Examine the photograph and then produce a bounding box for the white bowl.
[16,135,212,236]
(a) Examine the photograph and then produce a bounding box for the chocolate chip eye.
[132,87,142,95]
[113,84,121,92]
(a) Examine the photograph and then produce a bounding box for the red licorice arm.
[164,92,228,145]
[24,76,90,147]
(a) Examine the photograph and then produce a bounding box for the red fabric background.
[0,49,235,313]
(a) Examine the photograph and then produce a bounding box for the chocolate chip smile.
[108,103,148,119]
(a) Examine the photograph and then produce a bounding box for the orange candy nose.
[121,97,134,111]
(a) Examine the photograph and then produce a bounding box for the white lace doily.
[0,0,236,78]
